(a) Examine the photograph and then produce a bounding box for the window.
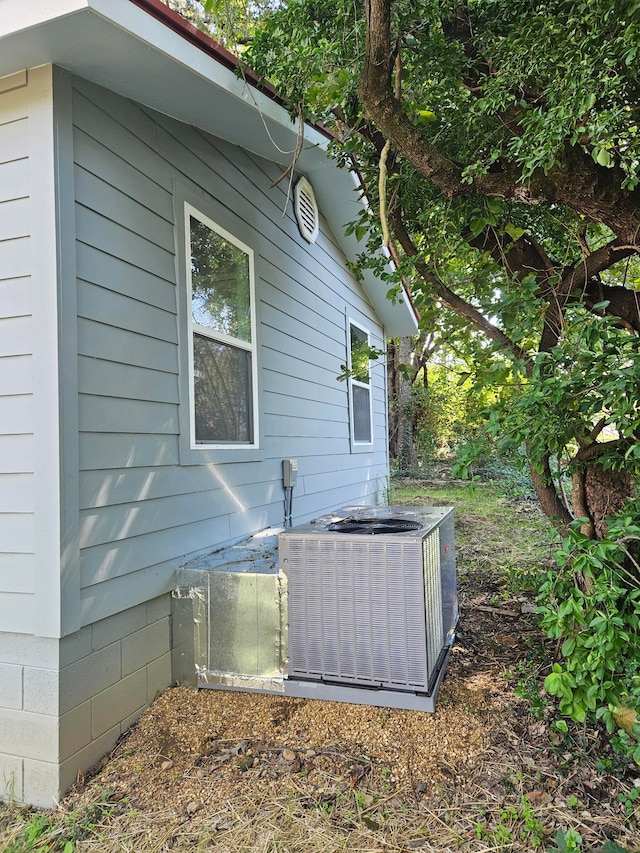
[186,205,258,448]
[349,321,373,445]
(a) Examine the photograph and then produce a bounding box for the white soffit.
[0,0,419,336]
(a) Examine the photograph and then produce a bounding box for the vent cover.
[294,176,319,243]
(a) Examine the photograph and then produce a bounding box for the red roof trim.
[127,0,279,98]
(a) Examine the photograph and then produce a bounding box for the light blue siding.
[70,76,389,626]
[0,72,35,627]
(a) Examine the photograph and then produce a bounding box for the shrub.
[534,502,640,745]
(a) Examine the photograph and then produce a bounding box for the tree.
[244,0,640,538]
[163,0,280,48]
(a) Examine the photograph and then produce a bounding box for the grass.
[391,471,557,582]
[0,789,118,852]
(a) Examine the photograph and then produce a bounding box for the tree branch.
[360,0,640,241]
[390,208,530,364]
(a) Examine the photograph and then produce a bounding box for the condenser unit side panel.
[423,529,444,674]
[438,511,458,642]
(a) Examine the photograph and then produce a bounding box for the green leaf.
[595,147,613,167]
[469,217,487,237]
[505,223,525,241]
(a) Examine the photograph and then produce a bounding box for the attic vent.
[294,177,319,243]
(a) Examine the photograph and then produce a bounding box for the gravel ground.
[56,546,638,852]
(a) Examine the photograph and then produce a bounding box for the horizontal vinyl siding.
[0,72,36,615]
[71,77,388,623]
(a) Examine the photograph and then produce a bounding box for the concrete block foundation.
[0,595,172,807]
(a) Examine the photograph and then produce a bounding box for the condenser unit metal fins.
[287,535,435,689]
[280,505,457,700]
[423,529,444,685]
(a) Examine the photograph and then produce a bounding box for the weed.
[520,796,545,847]
[475,820,487,840]
[353,791,369,810]
[471,797,546,850]
[2,773,17,805]
[0,789,118,853]
[513,659,549,719]
[618,785,640,819]
[493,821,512,846]
[547,827,583,852]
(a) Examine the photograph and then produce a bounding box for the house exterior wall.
[0,63,390,806]
[0,70,36,634]
[70,74,390,630]
[0,594,170,806]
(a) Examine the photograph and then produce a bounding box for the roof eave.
[0,0,419,335]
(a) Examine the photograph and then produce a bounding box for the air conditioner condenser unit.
[279,505,457,711]
[173,505,457,714]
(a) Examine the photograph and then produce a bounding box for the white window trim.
[348,317,374,449]
[185,202,260,451]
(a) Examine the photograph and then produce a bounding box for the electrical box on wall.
[282,459,298,488]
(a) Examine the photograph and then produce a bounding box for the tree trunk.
[583,464,636,540]
[387,336,419,471]
[387,339,400,461]
[530,451,635,539]
[528,451,573,527]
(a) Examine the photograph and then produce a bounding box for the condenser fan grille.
[327,517,422,535]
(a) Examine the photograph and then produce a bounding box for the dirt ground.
[57,502,639,852]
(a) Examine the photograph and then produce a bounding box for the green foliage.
[1,789,118,852]
[424,364,494,445]
[546,827,583,853]
[453,437,535,498]
[511,660,550,720]
[618,785,640,819]
[244,0,640,515]
[533,506,640,730]
[247,0,640,191]
[492,309,640,476]
[166,0,282,49]
[247,0,366,123]
[473,795,546,848]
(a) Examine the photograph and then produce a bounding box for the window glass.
[349,321,372,445]
[193,335,253,444]
[352,384,372,443]
[188,210,256,446]
[350,324,371,385]
[190,217,252,342]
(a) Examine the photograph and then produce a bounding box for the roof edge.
[128,1,277,98]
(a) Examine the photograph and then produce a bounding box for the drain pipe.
[282,459,298,528]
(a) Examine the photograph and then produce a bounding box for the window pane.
[190,216,252,343]
[353,384,372,443]
[350,324,370,385]
[193,334,253,443]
